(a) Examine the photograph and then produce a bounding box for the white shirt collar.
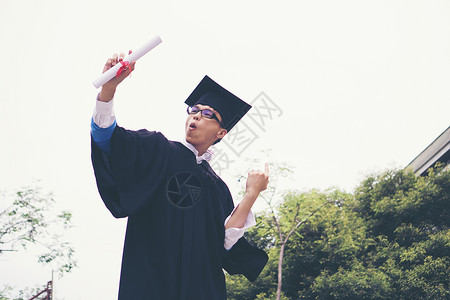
[179,139,214,164]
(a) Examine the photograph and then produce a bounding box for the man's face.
[185,104,227,149]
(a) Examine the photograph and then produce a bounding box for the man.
[91,53,269,299]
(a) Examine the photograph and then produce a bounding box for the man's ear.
[216,128,227,139]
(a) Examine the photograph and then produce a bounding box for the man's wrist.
[98,87,116,102]
[244,189,259,202]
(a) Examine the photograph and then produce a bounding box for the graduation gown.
[91,125,268,300]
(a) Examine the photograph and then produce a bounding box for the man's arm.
[98,51,136,102]
[91,111,116,154]
[225,163,269,230]
[91,52,136,152]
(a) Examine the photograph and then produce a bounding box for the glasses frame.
[186,106,224,128]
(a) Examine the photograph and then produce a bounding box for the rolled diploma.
[92,35,163,88]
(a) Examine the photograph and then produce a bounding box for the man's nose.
[193,112,201,120]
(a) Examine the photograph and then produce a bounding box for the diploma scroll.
[92,35,163,88]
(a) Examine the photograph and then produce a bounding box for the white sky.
[1,0,449,299]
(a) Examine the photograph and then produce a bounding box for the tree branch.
[261,188,284,242]
[0,220,30,239]
[292,200,300,225]
[284,200,331,244]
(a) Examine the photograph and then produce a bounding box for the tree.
[306,165,449,299]
[227,165,450,299]
[0,285,43,300]
[226,187,352,299]
[268,190,337,300]
[226,162,345,299]
[350,165,450,299]
[0,184,77,275]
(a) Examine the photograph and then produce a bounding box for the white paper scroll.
[92,35,163,88]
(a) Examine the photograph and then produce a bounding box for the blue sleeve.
[91,118,117,154]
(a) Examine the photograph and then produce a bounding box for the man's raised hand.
[245,163,270,198]
[98,50,136,102]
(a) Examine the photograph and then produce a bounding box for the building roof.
[407,126,450,175]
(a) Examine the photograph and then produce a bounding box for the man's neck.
[196,147,208,156]
[180,139,210,157]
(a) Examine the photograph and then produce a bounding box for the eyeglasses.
[186,106,224,127]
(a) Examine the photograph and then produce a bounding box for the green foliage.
[305,264,393,299]
[354,166,449,237]
[226,165,450,299]
[281,189,369,298]
[0,184,77,275]
[0,284,44,300]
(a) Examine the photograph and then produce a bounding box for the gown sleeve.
[222,236,269,282]
[91,125,169,218]
[219,184,268,282]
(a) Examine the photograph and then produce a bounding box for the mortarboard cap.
[184,75,251,132]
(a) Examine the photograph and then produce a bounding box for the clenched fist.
[98,51,136,102]
[245,163,269,198]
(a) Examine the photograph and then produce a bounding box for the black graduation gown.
[91,125,268,300]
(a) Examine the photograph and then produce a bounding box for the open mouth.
[189,122,197,130]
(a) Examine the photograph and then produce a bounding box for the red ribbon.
[116,60,131,77]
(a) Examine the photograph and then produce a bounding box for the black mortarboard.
[184,75,251,132]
